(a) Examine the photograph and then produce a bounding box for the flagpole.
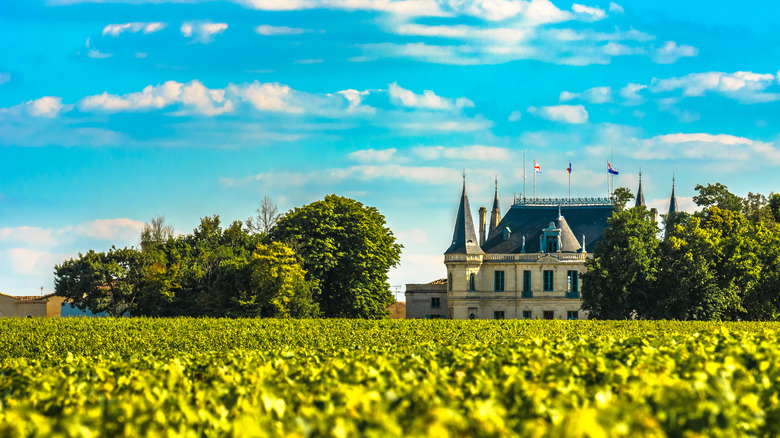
[606,160,609,198]
[523,150,526,201]
[568,163,571,200]
[533,160,536,199]
[610,148,614,196]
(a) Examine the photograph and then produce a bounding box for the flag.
[567,162,572,174]
[607,161,619,175]
[534,161,541,173]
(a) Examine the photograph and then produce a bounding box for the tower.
[665,176,679,238]
[444,176,484,255]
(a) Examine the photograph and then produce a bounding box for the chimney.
[478,207,487,245]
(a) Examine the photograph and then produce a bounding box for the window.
[543,270,554,291]
[426,314,444,319]
[567,311,579,320]
[494,270,505,292]
[431,297,440,308]
[469,313,476,320]
[469,273,476,291]
[522,270,532,298]
[522,310,532,319]
[546,238,558,253]
[494,311,505,319]
[567,270,579,298]
[543,311,554,320]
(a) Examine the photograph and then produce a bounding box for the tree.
[610,187,635,212]
[655,214,732,320]
[581,206,659,319]
[246,196,281,235]
[267,195,403,318]
[693,183,743,212]
[141,215,175,252]
[55,247,148,316]
[769,193,780,223]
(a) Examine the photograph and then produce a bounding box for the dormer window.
[502,227,511,241]
[541,221,562,253]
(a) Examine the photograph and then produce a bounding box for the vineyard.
[1,319,779,436]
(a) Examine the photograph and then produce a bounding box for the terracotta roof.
[387,301,406,319]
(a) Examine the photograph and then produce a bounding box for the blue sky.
[1,0,779,296]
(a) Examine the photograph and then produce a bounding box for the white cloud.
[650,71,780,104]
[388,82,473,110]
[528,104,588,124]
[337,89,370,111]
[254,25,308,35]
[87,49,112,59]
[630,133,780,164]
[181,21,228,43]
[294,59,324,64]
[0,96,65,118]
[6,248,71,276]
[0,73,10,85]
[396,229,429,245]
[508,110,522,122]
[412,145,510,161]
[79,80,234,115]
[103,22,166,36]
[348,148,397,163]
[70,218,146,241]
[559,86,612,104]
[652,41,697,64]
[228,81,303,114]
[0,227,58,246]
[572,4,606,21]
[608,2,624,13]
[619,83,647,105]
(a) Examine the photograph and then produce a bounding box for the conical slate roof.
[488,181,501,238]
[445,184,484,255]
[636,172,646,207]
[669,178,678,214]
[557,214,582,252]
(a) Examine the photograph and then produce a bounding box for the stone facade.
[0,293,66,318]
[405,180,614,320]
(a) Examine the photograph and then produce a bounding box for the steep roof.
[556,214,582,252]
[488,181,501,238]
[444,184,485,255]
[481,203,613,254]
[636,172,646,207]
[669,178,678,214]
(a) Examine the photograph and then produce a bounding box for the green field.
[1,319,779,437]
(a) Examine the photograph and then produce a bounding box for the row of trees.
[583,184,780,320]
[55,195,402,319]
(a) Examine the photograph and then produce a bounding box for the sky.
[1,0,779,296]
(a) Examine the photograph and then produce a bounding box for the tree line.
[55,195,402,319]
[583,183,780,320]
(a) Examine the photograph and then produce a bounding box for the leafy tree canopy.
[268,195,403,319]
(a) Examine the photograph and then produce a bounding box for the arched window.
[448,273,452,291]
[469,273,476,291]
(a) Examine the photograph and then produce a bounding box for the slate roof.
[481,203,613,254]
[668,180,678,214]
[636,174,646,207]
[444,184,485,255]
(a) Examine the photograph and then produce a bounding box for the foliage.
[2,319,780,436]
[54,247,148,317]
[581,206,659,319]
[693,182,743,212]
[268,195,402,319]
[55,216,319,318]
[609,187,635,211]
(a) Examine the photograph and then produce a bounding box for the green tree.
[268,195,403,318]
[655,214,731,320]
[581,206,659,319]
[769,193,780,223]
[693,183,743,212]
[610,187,635,212]
[55,247,148,316]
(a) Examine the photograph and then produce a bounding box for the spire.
[444,177,484,255]
[635,170,646,207]
[555,214,582,253]
[488,176,501,238]
[668,175,678,214]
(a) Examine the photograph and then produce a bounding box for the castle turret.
[478,207,487,246]
[444,178,484,255]
[668,176,678,214]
